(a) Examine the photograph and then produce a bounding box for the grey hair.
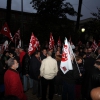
[47,51,52,56]
[7,58,16,68]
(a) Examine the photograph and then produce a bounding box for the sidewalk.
[25,88,62,100]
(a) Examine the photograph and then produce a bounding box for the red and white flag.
[91,40,98,51]
[60,38,73,74]
[28,33,36,55]
[57,36,61,47]
[35,37,40,50]
[49,33,54,50]
[0,23,13,41]
[2,40,8,51]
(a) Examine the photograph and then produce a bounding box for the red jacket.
[4,69,27,100]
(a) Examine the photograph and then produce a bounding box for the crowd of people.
[0,43,100,100]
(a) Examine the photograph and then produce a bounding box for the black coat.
[22,53,30,75]
[29,55,41,80]
[0,60,6,84]
[60,63,80,84]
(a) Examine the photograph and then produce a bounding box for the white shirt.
[40,56,58,79]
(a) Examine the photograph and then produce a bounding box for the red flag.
[49,33,54,50]
[0,23,13,41]
[91,40,98,51]
[57,36,61,47]
[28,33,36,55]
[35,37,40,50]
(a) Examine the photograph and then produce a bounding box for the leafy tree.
[91,7,100,20]
[30,0,77,18]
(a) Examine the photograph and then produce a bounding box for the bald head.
[91,87,100,100]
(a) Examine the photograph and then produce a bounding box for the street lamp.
[81,28,85,32]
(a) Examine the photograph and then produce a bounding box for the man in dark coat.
[22,51,33,92]
[29,50,41,98]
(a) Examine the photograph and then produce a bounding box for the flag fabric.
[68,42,75,60]
[57,36,61,47]
[91,40,98,51]
[28,33,38,55]
[49,33,54,50]
[60,38,73,74]
[68,36,75,49]
[35,37,40,50]
[2,40,8,51]
[14,29,20,43]
[17,39,21,48]
[0,23,13,41]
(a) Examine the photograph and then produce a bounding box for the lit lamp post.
[81,28,85,32]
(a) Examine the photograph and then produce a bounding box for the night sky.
[0,0,100,21]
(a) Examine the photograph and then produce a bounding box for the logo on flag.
[0,23,13,41]
[60,38,73,74]
[49,33,54,50]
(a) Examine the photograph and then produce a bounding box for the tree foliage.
[30,0,77,18]
[91,7,100,20]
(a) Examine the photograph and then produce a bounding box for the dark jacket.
[0,60,6,84]
[60,63,80,84]
[22,53,30,75]
[29,55,41,80]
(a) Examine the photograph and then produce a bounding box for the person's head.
[47,51,52,57]
[42,48,47,56]
[94,59,100,69]
[7,58,19,70]
[3,51,9,57]
[57,46,61,52]
[34,50,40,58]
[76,56,83,64]
[87,47,92,53]
[91,87,100,100]
[9,51,14,58]
[18,48,24,53]
[55,50,60,56]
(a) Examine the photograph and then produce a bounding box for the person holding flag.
[59,38,80,100]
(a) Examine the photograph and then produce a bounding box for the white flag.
[2,40,8,50]
[17,39,21,48]
[60,38,73,74]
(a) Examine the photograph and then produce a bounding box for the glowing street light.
[81,28,85,32]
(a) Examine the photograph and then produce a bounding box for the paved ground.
[25,88,62,100]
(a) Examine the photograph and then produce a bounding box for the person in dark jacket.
[22,51,33,92]
[0,59,6,98]
[81,54,96,100]
[60,60,80,100]
[88,59,100,100]
[29,50,41,98]
[40,48,47,61]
